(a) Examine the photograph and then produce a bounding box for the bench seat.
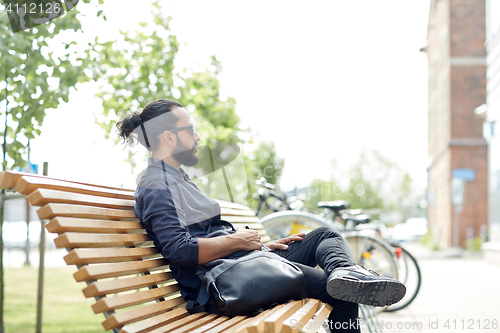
[1,171,332,333]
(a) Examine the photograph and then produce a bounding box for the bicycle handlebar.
[255,177,276,190]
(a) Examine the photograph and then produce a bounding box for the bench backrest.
[3,171,267,332]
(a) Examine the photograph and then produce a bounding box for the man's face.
[171,108,200,166]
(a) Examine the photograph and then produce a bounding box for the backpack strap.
[187,218,233,315]
[186,280,220,314]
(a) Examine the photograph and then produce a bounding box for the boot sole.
[327,277,406,307]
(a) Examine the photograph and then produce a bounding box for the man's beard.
[172,141,199,166]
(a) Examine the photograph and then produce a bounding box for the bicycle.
[262,202,399,280]
[339,212,421,312]
[253,178,305,216]
[334,204,422,313]
[260,200,422,313]
[383,240,422,312]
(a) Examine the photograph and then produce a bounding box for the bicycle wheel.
[343,235,399,315]
[384,244,421,312]
[343,235,399,280]
[261,211,338,240]
[261,212,398,316]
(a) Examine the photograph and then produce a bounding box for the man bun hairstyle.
[117,99,183,151]
[117,113,142,144]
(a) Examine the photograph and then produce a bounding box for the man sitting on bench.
[117,99,405,333]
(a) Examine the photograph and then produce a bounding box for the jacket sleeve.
[140,181,199,267]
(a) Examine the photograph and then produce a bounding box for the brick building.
[476,0,500,262]
[424,0,488,249]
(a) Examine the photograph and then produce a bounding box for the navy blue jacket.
[134,158,228,301]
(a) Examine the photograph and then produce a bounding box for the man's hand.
[265,233,306,251]
[230,226,262,251]
[198,226,262,264]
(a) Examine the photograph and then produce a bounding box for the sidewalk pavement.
[374,242,500,333]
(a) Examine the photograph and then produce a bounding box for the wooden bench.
[0,171,333,333]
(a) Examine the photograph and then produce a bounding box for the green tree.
[245,140,285,212]
[0,0,103,169]
[343,163,385,211]
[177,56,240,145]
[0,2,104,331]
[304,149,421,223]
[304,178,336,209]
[246,141,284,186]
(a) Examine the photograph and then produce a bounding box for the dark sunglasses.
[158,125,197,138]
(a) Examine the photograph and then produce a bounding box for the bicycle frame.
[261,208,423,313]
[254,187,290,215]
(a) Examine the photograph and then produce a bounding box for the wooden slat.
[54,233,150,249]
[261,235,271,244]
[190,316,230,333]
[146,313,209,333]
[229,221,263,229]
[220,208,257,217]
[107,298,187,331]
[221,316,256,333]
[46,217,144,234]
[0,171,57,189]
[73,258,168,282]
[0,171,30,189]
[240,304,286,333]
[256,229,267,237]
[282,299,321,333]
[0,171,24,189]
[65,247,160,265]
[168,314,221,333]
[216,200,254,211]
[204,316,248,333]
[83,272,174,297]
[92,284,179,313]
[119,306,189,333]
[264,300,304,333]
[38,203,138,220]
[27,188,135,209]
[15,175,135,199]
[302,303,333,333]
[222,215,260,224]
[0,171,135,192]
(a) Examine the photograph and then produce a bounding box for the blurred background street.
[376,242,500,333]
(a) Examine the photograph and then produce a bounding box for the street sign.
[452,168,476,181]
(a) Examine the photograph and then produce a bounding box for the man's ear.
[163,131,176,147]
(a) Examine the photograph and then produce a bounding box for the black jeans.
[273,227,361,333]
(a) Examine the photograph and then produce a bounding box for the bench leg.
[68,249,121,333]
[359,305,383,333]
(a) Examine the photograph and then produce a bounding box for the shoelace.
[356,264,380,276]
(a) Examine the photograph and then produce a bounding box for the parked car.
[392,217,428,242]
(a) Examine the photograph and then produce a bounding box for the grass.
[5,266,103,333]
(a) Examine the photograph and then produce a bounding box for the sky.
[26,0,431,192]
